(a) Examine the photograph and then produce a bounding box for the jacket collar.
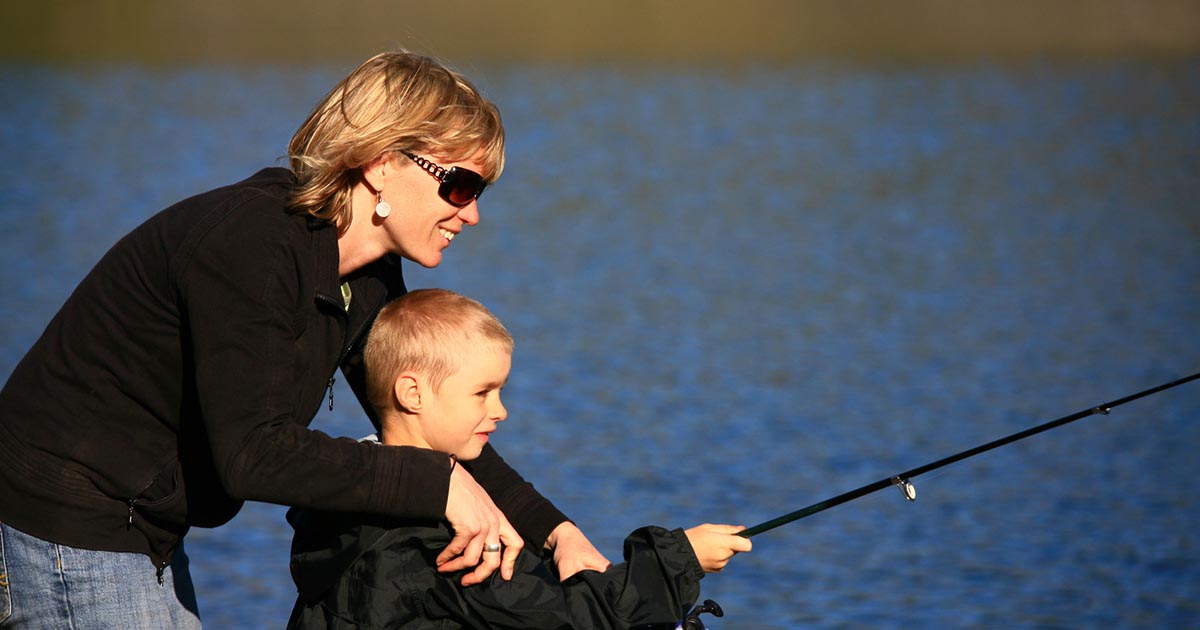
[309,216,343,310]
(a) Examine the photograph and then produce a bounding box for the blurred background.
[2,2,1199,629]
[4,0,1200,64]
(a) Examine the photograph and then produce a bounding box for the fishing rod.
[740,370,1200,539]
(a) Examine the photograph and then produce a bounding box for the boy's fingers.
[705,524,753,552]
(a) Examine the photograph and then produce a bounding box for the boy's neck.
[380,415,425,449]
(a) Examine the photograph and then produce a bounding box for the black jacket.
[287,507,704,630]
[0,168,566,570]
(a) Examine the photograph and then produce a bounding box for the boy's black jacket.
[287,506,704,630]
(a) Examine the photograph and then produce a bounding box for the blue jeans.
[0,522,202,629]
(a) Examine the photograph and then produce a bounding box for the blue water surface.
[1,58,1197,629]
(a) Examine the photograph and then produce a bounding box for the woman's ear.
[361,153,392,195]
[394,373,422,412]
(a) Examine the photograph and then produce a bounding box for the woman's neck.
[337,185,388,276]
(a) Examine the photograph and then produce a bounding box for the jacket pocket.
[130,464,189,535]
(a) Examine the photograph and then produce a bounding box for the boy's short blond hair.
[288,51,505,233]
[364,289,513,416]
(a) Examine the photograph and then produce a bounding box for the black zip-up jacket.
[0,168,566,572]
[286,506,704,630]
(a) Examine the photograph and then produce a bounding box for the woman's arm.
[462,444,568,546]
[182,202,451,522]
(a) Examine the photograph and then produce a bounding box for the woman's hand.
[684,524,753,573]
[438,463,524,585]
[546,521,612,580]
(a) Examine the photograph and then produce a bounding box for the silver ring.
[483,542,502,553]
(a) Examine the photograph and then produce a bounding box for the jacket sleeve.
[290,525,703,630]
[425,526,704,629]
[178,200,449,521]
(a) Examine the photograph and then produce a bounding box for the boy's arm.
[440,526,704,629]
[560,526,705,626]
[291,525,702,630]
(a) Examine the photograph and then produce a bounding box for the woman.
[0,51,607,628]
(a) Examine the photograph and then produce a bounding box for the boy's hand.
[546,521,611,580]
[439,463,524,585]
[684,524,753,573]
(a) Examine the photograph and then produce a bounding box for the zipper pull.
[127,499,135,529]
[327,377,335,411]
[157,564,166,586]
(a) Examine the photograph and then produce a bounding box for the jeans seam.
[53,542,76,630]
[0,524,11,623]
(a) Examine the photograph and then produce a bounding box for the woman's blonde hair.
[364,289,514,418]
[288,51,505,231]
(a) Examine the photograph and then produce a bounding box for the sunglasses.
[401,151,488,208]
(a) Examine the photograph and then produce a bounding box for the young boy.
[286,288,752,629]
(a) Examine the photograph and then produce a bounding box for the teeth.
[439,229,455,242]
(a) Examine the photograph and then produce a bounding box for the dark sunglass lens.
[440,168,487,206]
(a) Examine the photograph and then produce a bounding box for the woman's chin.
[402,251,442,268]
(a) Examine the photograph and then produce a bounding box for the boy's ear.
[394,373,422,412]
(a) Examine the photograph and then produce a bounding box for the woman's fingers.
[455,531,502,586]
[458,519,523,585]
[498,522,524,581]
[437,463,519,584]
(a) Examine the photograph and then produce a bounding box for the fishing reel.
[681,599,724,630]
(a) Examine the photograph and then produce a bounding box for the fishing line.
[740,370,1200,539]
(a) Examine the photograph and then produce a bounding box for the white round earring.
[374,193,391,219]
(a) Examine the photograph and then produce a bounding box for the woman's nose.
[457,202,480,226]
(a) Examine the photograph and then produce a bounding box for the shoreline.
[3,1,1199,65]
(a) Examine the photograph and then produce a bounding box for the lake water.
[1,58,1198,629]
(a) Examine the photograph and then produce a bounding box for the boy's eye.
[476,384,504,398]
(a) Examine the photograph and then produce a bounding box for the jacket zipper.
[315,291,350,412]
[127,497,170,586]
[317,281,384,412]
[125,474,157,530]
